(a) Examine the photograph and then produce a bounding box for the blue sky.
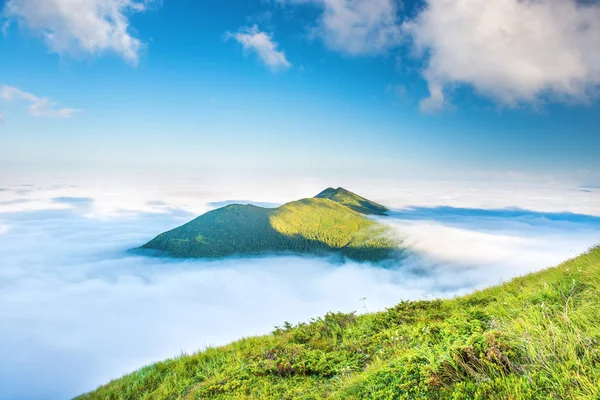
[1,0,599,182]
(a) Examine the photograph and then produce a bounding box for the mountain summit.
[140,188,398,261]
[314,187,388,215]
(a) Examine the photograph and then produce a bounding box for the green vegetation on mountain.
[141,188,397,261]
[314,187,388,215]
[79,247,600,400]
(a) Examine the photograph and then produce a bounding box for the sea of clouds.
[0,178,599,399]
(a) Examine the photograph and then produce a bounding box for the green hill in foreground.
[140,187,397,261]
[79,247,600,399]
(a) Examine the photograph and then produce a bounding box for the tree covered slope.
[314,187,389,216]
[140,188,397,261]
[79,247,600,399]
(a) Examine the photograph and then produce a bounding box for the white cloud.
[418,81,445,113]
[284,0,403,55]
[376,180,600,217]
[405,0,600,109]
[317,0,402,55]
[0,85,80,118]
[3,0,152,64]
[0,113,4,124]
[1,20,9,35]
[384,219,598,272]
[227,25,291,71]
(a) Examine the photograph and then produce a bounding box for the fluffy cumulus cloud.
[3,0,151,64]
[279,0,600,108]
[283,0,403,55]
[227,25,292,71]
[0,84,80,118]
[314,0,402,55]
[404,0,600,109]
[0,180,599,399]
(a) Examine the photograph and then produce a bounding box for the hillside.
[314,187,389,215]
[78,247,600,399]
[140,188,397,261]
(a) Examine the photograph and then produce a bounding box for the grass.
[141,188,398,261]
[79,246,600,399]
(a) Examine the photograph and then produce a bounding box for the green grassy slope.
[79,247,600,400]
[141,190,397,261]
[315,187,388,215]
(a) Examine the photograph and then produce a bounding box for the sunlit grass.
[78,247,600,399]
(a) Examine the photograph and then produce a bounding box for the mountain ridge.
[314,187,388,215]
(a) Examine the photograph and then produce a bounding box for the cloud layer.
[0,181,598,399]
[0,84,80,118]
[3,0,150,63]
[405,0,600,109]
[227,25,292,71]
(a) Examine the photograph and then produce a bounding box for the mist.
[0,182,599,399]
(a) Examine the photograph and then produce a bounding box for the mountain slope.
[79,247,600,399]
[141,189,397,261]
[315,187,388,215]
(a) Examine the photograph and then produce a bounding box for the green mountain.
[140,188,398,261]
[79,247,600,399]
[314,187,388,215]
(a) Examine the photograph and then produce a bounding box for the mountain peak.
[140,189,396,261]
[316,187,350,196]
[314,187,388,215]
